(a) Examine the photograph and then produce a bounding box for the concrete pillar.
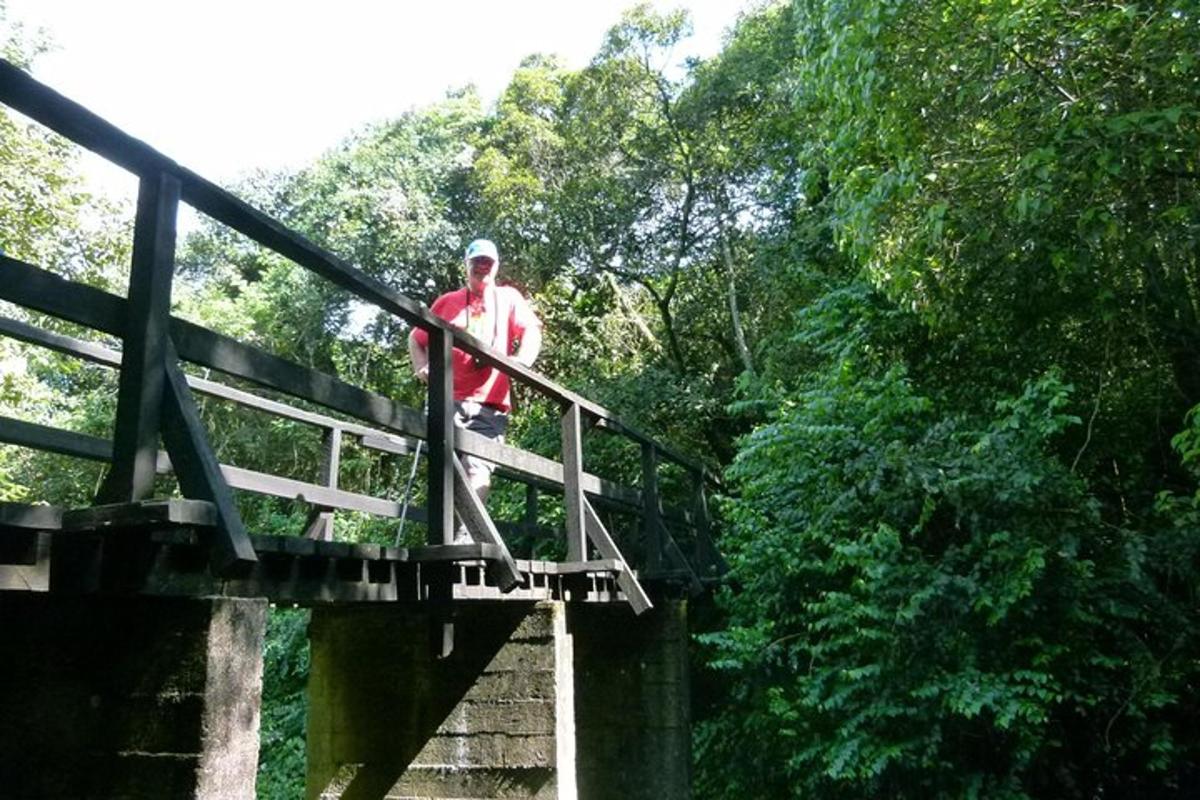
[570,600,691,800]
[0,594,268,799]
[306,599,690,800]
[307,602,568,800]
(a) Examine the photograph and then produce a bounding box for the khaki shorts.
[454,401,508,476]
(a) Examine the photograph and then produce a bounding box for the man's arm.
[408,329,429,384]
[514,321,542,368]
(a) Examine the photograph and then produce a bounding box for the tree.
[696,1,1200,796]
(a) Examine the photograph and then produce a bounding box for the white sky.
[7,0,751,203]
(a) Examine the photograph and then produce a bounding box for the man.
[408,238,543,541]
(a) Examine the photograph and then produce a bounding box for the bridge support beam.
[306,599,690,800]
[0,594,267,799]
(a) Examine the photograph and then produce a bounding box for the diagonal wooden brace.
[451,453,521,592]
[659,520,705,597]
[582,497,653,615]
[160,342,257,574]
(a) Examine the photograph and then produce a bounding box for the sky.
[6,0,753,204]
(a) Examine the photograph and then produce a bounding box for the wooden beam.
[221,464,405,518]
[642,442,663,573]
[61,499,217,531]
[0,415,111,461]
[159,348,256,573]
[582,498,652,615]
[561,403,586,561]
[0,503,63,530]
[451,453,520,591]
[99,171,180,503]
[0,414,422,519]
[169,316,426,435]
[691,477,728,577]
[658,520,705,597]
[303,427,341,541]
[426,329,454,545]
[0,255,124,337]
[0,272,651,509]
[0,316,121,367]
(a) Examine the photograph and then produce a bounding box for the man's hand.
[415,364,429,384]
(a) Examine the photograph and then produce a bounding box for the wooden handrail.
[0,58,708,477]
[0,57,724,588]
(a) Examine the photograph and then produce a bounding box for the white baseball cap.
[464,238,499,264]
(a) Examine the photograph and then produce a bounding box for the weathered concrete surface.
[571,600,691,800]
[306,603,565,800]
[306,599,691,800]
[0,594,267,799]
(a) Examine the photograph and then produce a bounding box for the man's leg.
[452,403,507,543]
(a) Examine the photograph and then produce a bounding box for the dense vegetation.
[3,0,1199,797]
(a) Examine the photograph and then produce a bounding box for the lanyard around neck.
[464,286,501,352]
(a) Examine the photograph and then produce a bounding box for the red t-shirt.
[412,285,541,412]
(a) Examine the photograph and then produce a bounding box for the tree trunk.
[720,232,754,375]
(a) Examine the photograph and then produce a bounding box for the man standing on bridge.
[408,238,543,541]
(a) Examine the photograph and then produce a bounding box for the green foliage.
[695,2,1200,795]
[703,358,1200,797]
[257,608,311,800]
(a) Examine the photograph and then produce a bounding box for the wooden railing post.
[97,170,180,503]
[692,471,726,577]
[561,402,586,561]
[303,426,341,541]
[426,328,455,545]
[641,443,663,573]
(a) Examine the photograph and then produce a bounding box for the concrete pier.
[306,600,691,800]
[0,594,268,799]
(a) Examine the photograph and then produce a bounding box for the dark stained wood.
[160,349,257,572]
[407,543,504,562]
[539,559,623,575]
[170,317,426,436]
[99,171,181,503]
[358,432,412,455]
[220,464,406,517]
[691,477,728,577]
[642,443,663,573]
[187,374,385,439]
[0,316,121,367]
[61,499,217,531]
[452,453,520,591]
[0,295,650,511]
[0,255,124,337]
[252,534,319,557]
[303,427,341,541]
[657,520,704,597]
[426,328,455,545]
[0,503,63,530]
[561,403,587,561]
[582,498,652,615]
[0,414,426,521]
[0,313,401,443]
[0,414,111,461]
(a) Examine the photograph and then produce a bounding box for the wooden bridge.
[0,59,723,800]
